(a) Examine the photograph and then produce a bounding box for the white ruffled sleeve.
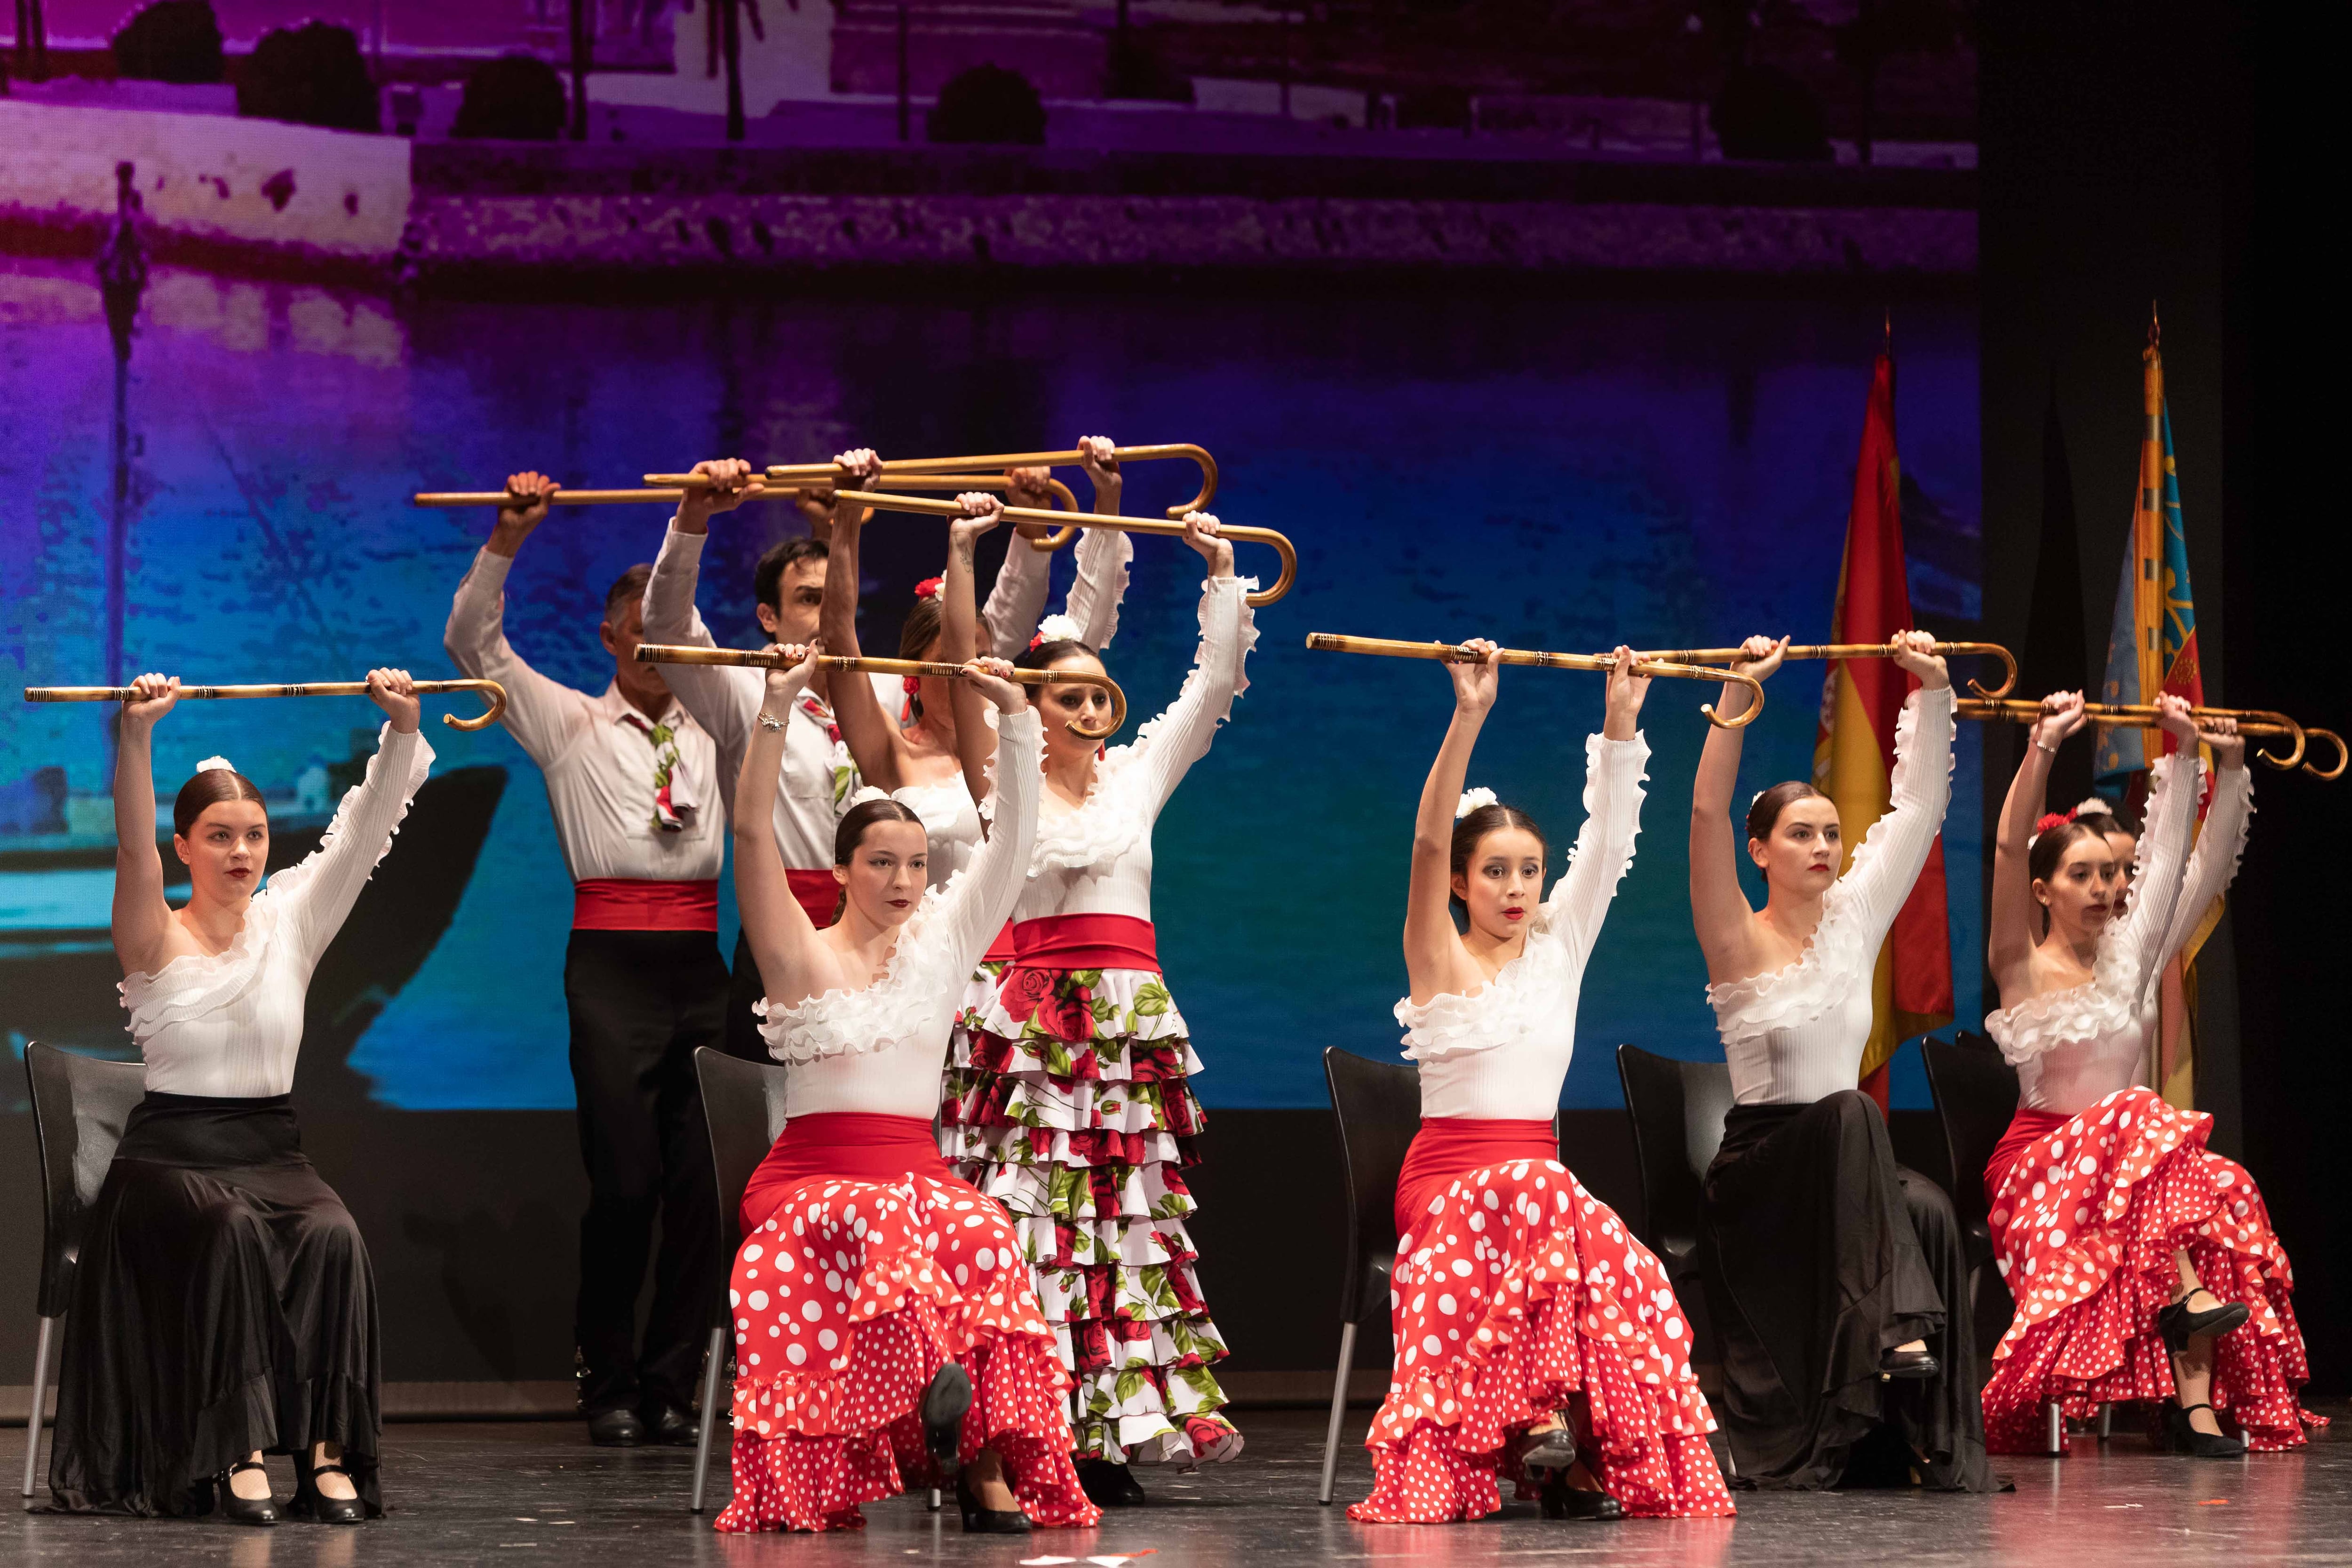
[2157,761,2251,970]
[1541,732,1649,972]
[937,707,1042,976]
[1833,685,1955,952]
[269,723,433,963]
[981,533,1053,661]
[1129,574,1257,819]
[2112,750,2203,998]
[1063,527,1135,652]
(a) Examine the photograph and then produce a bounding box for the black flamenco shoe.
[920,1363,974,1482]
[215,1460,279,1527]
[956,1472,1033,1534]
[1879,1347,1940,1381]
[1538,1475,1626,1522]
[2157,1295,2250,1354]
[1076,1457,1149,1507]
[1517,1424,1582,1477]
[2160,1401,2249,1459]
[287,1461,367,1525]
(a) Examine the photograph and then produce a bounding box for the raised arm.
[1062,437,1135,651]
[734,645,836,1005]
[2158,723,2251,968]
[1402,644,1497,1001]
[642,460,766,757]
[2112,697,2206,993]
[1833,632,1955,952]
[1689,636,1785,974]
[274,671,434,962]
[812,449,911,792]
[944,495,1008,804]
[444,473,588,765]
[1128,513,1253,815]
[1988,691,2088,998]
[936,664,1041,971]
[108,674,180,975]
[1543,649,1653,970]
[980,467,1058,660]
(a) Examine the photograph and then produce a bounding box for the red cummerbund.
[983,921,1017,966]
[1985,1106,2070,1211]
[1008,912,1159,973]
[740,1112,945,1235]
[786,868,840,931]
[1394,1116,1558,1238]
[572,878,718,932]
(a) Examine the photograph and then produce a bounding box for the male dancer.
[445,473,725,1449]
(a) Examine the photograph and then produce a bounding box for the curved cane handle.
[2302,728,2347,781]
[1700,669,1766,730]
[1961,642,2019,700]
[439,679,509,732]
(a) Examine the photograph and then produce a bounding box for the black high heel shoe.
[215,1460,279,1527]
[1517,1425,1581,1476]
[287,1461,366,1524]
[1076,1457,1149,1507]
[2157,1296,2249,1353]
[920,1363,973,1483]
[2160,1401,2249,1459]
[1538,1475,1626,1522]
[956,1472,1033,1534]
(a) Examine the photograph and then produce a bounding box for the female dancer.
[1980,692,2319,1454]
[49,670,429,1523]
[943,511,1249,1506]
[1690,633,1994,1490]
[1349,643,1734,1525]
[712,633,1101,1535]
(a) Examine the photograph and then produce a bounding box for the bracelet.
[755,711,787,732]
[2034,736,2058,755]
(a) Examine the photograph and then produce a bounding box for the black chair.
[1919,1031,2020,1363]
[687,1046,791,1514]
[1317,1046,1422,1505]
[20,1042,148,1498]
[1614,1044,1735,1390]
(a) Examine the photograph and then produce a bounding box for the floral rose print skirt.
[713,1112,1100,1533]
[1982,1087,2324,1454]
[942,915,1240,1467]
[1351,1118,1733,1523]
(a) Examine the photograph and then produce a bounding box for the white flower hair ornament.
[197,756,238,775]
[845,785,891,810]
[1031,612,1083,648]
[1455,786,1499,820]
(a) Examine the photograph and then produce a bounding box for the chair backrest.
[693,1047,792,1258]
[1322,1046,1422,1326]
[23,1042,150,1318]
[1919,1031,2019,1233]
[1615,1043,1735,1266]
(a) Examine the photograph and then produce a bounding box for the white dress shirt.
[445,548,724,884]
[1707,687,1956,1106]
[123,725,432,1098]
[1397,734,1650,1121]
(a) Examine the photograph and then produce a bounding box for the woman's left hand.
[951,491,1005,550]
[1603,645,1651,739]
[1888,629,1950,690]
[1182,510,1235,577]
[366,668,422,733]
[761,643,819,708]
[961,655,1029,715]
[2201,714,2245,768]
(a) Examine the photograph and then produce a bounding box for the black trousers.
[564,928,729,1417]
[725,928,770,1063]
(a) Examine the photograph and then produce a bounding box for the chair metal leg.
[1318,1321,1358,1506]
[2098,1401,2113,1441]
[689,1325,728,1513]
[2047,1400,2064,1456]
[21,1315,56,1498]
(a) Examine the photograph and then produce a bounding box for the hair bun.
[1455,786,1498,820]
[196,756,236,774]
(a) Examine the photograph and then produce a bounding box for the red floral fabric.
[1982,1086,2324,1454]
[712,1163,1101,1533]
[1350,1144,1733,1523]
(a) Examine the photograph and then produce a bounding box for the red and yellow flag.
[1813,342,1954,1107]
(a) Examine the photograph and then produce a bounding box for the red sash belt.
[1008,913,1159,973]
[1394,1116,1558,1238]
[983,921,1017,966]
[786,868,840,931]
[1986,1106,2071,1211]
[572,878,719,932]
[740,1112,945,1235]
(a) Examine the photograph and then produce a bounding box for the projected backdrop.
[0,265,1979,1111]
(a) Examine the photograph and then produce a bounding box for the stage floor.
[4,1404,2346,1566]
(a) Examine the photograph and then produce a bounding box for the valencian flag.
[2094,317,2210,1107]
[1814,334,1954,1108]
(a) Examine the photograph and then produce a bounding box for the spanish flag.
[1813,338,1954,1107]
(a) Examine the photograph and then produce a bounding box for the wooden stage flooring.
[4,1403,2346,1566]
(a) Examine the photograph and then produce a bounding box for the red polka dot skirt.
[1982,1087,2325,1455]
[1348,1156,1734,1523]
[711,1169,1103,1533]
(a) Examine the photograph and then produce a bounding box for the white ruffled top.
[757,708,1042,1121]
[1009,574,1257,926]
[1396,733,1651,1121]
[1986,755,2247,1116]
[1708,687,1956,1106]
[119,724,433,1098]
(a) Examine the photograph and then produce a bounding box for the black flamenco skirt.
[46,1092,383,1518]
[1700,1090,1994,1492]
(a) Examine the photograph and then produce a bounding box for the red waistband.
[740,1112,945,1231]
[983,920,1016,965]
[572,878,719,931]
[1986,1107,2072,1210]
[1395,1116,1559,1235]
[1008,913,1158,973]
[786,868,840,931]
